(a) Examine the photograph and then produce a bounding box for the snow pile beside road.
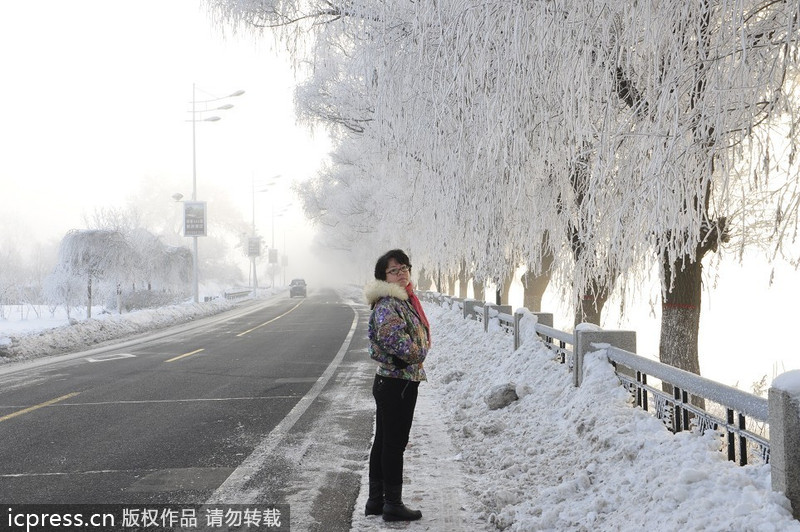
[0,299,235,363]
[422,302,800,531]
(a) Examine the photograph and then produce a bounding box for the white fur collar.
[364,279,409,306]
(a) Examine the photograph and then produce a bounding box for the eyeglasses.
[386,265,411,276]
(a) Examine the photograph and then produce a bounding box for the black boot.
[364,480,384,516]
[383,484,422,522]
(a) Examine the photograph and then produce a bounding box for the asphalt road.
[0,288,376,530]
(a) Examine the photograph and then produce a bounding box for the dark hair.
[374,249,412,281]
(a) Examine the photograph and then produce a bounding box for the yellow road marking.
[0,392,81,423]
[165,349,205,363]
[236,300,304,337]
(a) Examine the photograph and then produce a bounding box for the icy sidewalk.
[349,383,491,531]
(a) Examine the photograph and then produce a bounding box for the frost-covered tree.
[162,246,194,288]
[47,228,194,317]
[42,264,84,319]
[0,218,59,312]
[84,206,195,299]
[206,0,800,378]
[575,0,800,374]
[84,206,142,234]
[52,230,132,318]
[127,228,166,291]
[293,134,417,261]
[0,239,24,315]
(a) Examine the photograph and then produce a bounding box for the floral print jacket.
[365,280,430,382]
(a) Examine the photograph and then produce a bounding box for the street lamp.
[270,203,292,289]
[282,229,288,286]
[249,175,280,296]
[186,84,244,302]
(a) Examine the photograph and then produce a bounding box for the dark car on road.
[289,278,307,298]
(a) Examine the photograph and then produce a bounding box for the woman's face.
[385,258,410,288]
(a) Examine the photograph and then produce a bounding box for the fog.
[0,0,350,296]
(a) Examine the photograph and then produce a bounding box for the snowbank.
[422,301,800,531]
[0,299,235,363]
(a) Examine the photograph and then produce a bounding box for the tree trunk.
[499,270,514,305]
[575,280,609,327]
[86,275,93,319]
[472,279,485,302]
[417,267,433,291]
[564,148,615,327]
[659,216,726,377]
[659,256,702,375]
[447,275,456,296]
[521,270,550,311]
[660,253,706,411]
[458,261,469,298]
[521,246,554,312]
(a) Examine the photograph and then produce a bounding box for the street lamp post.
[187,83,244,303]
[282,230,287,286]
[270,203,291,289]
[250,175,280,295]
[271,205,276,289]
[250,177,259,297]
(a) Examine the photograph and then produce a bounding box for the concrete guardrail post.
[531,312,553,327]
[574,330,636,387]
[483,304,511,332]
[769,372,800,519]
[463,299,477,320]
[513,310,553,350]
[513,310,524,350]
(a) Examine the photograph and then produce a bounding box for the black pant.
[369,375,420,487]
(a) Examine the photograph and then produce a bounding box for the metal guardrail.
[532,322,575,369]
[605,345,770,466]
[224,290,251,300]
[421,291,766,464]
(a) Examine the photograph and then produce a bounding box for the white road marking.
[85,353,136,363]
[0,469,160,479]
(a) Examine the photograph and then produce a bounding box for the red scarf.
[405,282,430,332]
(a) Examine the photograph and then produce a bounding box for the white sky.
[0,0,330,246]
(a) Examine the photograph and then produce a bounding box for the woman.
[364,249,431,522]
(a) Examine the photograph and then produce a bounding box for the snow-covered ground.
[0,288,285,362]
[0,300,237,362]
[2,289,799,531]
